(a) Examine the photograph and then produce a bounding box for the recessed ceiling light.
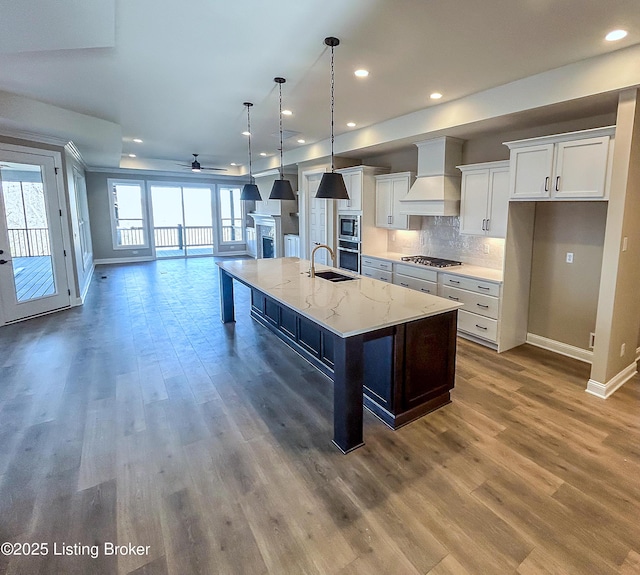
[346,122,356,128]
[230,162,238,166]
[605,29,627,41]
[354,69,369,77]
[242,131,251,136]
[128,153,136,158]
[297,139,306,144]
[133,138,143,143]
[282,109,293,116]
[430,92,443,100]
[260,152,267,156]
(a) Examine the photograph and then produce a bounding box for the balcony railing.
[8,228,51,257]
[116,224,243,249]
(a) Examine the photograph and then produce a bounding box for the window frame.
[216,185,245,246]
[107,178,149,250]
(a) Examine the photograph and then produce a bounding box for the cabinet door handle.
[476,303,489,308]
[448,279,460,284]
[448,296,459,301]
[482,218,486,231]
[485,219,490,231]
[555,176,560,191]
[475,324,488,330]
[544,177,550,191]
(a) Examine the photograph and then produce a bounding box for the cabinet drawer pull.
[448,296,459,301]
[448,279,460,284]
[400,282,409,287]
[475,324,488,330]
[420,288,431,293]
[380,264,389,269]
[544,176,550,191]
[476,303,489,308]
[477,285,490,290]
[555,175,560,191]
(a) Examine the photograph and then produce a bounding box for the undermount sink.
[314,270,356,282]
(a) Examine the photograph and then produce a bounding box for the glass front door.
[0,150,70,323]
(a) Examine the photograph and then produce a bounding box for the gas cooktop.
[400,255,463,268]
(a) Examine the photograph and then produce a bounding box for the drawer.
[457,310,498,342]
[440,273,500,297]
[361,266,393,283]
[441,286,499,319]
[393,273,437,295]
[393,263,438,282]
[361,257,393,272]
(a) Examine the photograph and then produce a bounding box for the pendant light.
[240,102,262,201]
[316,37,349,200]
[269,77,296,200]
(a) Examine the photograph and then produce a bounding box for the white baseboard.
[526,333,593,364]
[94,256,154,265]
[586,362,638,399]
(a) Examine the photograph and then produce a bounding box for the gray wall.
[528,202,608,350]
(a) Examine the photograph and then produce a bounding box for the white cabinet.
[458,161,510,238]
[505,127,614,200]
[284,234,300,257]
[361,256,393,282]
[336,168,363,211]
[392,263,437,294]
[375,172,420,230]
[440,273,501,345]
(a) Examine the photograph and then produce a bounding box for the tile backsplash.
[387,216,505,270]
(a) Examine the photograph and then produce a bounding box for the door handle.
[0,259,11,265]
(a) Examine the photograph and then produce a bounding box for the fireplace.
[262,236,274,259]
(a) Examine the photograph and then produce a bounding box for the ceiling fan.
[178,153,227,172]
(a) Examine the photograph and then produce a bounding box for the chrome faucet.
[309,244,335,278]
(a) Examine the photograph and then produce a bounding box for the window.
[108,180,147,249]
[218,187,243,244]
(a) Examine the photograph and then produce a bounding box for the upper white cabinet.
[504,127,614,201]
[336,167,362,211]
[375,172,421,230]
[458,161,510,238]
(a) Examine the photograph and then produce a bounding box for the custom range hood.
[399,136,464,216]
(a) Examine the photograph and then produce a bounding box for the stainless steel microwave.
[338,214,360,242]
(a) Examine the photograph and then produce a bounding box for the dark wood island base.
[249,286,458,431]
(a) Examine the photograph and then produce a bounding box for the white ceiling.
[0,0,639,174]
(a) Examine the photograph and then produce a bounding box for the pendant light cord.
[278,81,284,180]
[330,43,335,173]
[246,104,253,184]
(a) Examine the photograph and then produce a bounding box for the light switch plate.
[566,252,573,263]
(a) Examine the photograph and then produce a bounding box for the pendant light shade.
[316,172,348,199]
[315,37,349,200]
[269,77,296,201]
[240,102,262,201]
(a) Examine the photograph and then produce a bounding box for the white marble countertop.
[217,257,462,338]
[363,251,504,283]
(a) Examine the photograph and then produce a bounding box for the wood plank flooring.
[0,257,639,575]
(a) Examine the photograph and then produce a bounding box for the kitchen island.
[217,257,462,453]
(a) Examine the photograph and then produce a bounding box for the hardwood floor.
[1,257,639,575]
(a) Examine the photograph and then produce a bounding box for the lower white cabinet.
[284,234,300,257]
[361,256,393,282]
[392,263,437,294]
[440,273,501,345]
